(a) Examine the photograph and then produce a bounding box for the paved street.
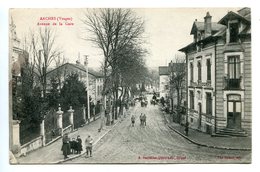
[64,96,251,164]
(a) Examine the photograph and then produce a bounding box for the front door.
[227,95,241,129]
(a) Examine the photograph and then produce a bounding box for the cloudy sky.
[11,8,240,68]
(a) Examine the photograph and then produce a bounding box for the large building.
[46,61,104,105]
[179,8,251,136]
[159,62,186,117]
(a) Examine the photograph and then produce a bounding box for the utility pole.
[84,55,90,122]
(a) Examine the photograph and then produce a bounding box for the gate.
[44,108,59,144]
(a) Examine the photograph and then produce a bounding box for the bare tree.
[53,55,67,91]
[169,55,186,123]
[29,27,62,98]
[82,8,146,119]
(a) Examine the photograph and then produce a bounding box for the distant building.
[46,61,104,104]
[179,8,251,136]
[159,66,170,98]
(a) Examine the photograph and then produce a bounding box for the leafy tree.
[47,77,60,108]
[60,73,87,109]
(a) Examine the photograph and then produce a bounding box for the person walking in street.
[61,133,70,159]
[143,114,147,126]
[131,115,135,127]
[140,113,143,126]
[76,135,83,154]
[85,135,94,157]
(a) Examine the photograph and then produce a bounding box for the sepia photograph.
[8,7,252,165]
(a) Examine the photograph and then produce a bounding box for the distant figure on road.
[140,113,143,125]
[85,135,94,157]
[61,133,70,159]
[143,114,147,126]
[131,115,135,127]
[76,135,83,154]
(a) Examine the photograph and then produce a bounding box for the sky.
[10,8,240,68]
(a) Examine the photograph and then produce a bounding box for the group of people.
[61,134,93,159]
[131,113,147,127]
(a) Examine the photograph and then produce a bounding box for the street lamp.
[84,55,90,123]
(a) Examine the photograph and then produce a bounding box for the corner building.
[179,8,251,136]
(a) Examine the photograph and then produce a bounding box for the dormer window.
[229,22,239,43]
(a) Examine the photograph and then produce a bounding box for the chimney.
[204,12,212,38]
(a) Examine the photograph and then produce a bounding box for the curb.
[55,119,121,164]
[161,111,251,151]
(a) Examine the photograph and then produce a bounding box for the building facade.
[159,66,170,99]
[179,8,251,135]
[46,61,104,104]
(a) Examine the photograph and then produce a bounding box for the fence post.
[11,120,21,157]
[82,104,86,124]
[40,117,46,146]
[68,106,74,131]
[56,105,63,136]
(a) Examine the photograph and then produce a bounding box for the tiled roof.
[46,63,103,78]
[190,22,226,35]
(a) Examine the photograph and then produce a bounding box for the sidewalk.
[17,116,120,164]
[162,110,251,151]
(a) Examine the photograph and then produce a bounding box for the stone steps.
[213,128,248,137]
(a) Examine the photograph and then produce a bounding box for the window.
[206,93,212,116]
[189,91,194,109]
[197,61,201,82]
[97,85,100,95]
[197,91,202,100]
[206,59,211,81]
[229,22,239,43]
[190,62,194,82]
[228,56,240,79]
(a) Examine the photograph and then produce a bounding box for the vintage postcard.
[9,8,252,164]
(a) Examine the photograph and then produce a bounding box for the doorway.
[227,95,241,129]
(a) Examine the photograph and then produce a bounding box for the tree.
[82,8,145,106]
[29,27,62,98]
[169,55,186,123]
[60,73,87,109]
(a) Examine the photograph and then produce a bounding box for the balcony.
[224,77,242,90]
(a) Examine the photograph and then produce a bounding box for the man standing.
[85,135,94,157]
[61,134,70,159]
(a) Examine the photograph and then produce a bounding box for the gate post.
[40,117,46,146]
[11,120,21,157]
[68,106,74,131]
[56,105,63,136]
[82,104,86,124]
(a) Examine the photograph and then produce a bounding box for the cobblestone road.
[65,97,251,164]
